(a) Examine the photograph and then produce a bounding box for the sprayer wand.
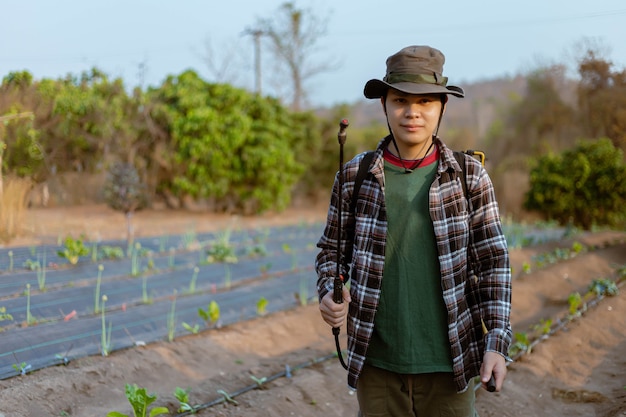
[332,119,349,370]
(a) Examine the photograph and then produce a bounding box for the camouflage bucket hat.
[364,45,464,99]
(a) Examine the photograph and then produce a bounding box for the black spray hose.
[333,119,349,370]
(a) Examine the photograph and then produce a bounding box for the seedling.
[100,245,125,260]
[217,389,238,405]
[142,276,152,304]
[91,242,99,262]
[57,235,90,265]
[23,258,40,271]
[198,301,220,327]
[12,361,31,376]
[182,322,200,334]
[174,387,194,413]
[159,235,169,253]
[36,251,47,291]
[167,291,177,342]
[25,284,34,325]
[94,264,104,313]
[250,375,267,388]
[224,264,232,289]
[181,229,197,250]
[106,383,169,417]
[188,267,200,294]
[101,295,112,356]
[533,318,552,335]
[0,306,13,323]
[256,297,268,316]
[282,243,298,270]
[259,262,272,275]
[131,242,142,276]
[7,250,13,272]
[298,278,309,306]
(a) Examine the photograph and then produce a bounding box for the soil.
[1,204,626,417]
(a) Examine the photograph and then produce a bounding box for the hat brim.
[364,79,464,99]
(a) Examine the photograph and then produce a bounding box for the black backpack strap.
[453,150,468,201]
[349,151,376,215]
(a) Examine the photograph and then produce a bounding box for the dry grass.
[0,176,31,242]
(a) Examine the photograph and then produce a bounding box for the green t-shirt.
[366,158,453,374]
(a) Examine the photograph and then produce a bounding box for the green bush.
[524,138,626,229]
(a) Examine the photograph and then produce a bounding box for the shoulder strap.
[453,150,468,201]
[349,151,376,215]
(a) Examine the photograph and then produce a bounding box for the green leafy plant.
[587,278,619,297]
[57,235,90,265]
[106,383,169,417]
[198,301,220,327]
[100,245,125,260]
[12,361,31,376]
[533,318,552,335]
[174,387,194,413]
[0,306,13,322]
[567,292,584,316]
[206,230,237,264]
[509,332,531,356]
[23,258,40,271]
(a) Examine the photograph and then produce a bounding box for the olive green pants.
[356,364,478,417]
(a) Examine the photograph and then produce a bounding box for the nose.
[405,103,420,118]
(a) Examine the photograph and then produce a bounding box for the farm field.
[0,204,625,417]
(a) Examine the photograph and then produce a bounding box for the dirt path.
[0,206,625,417]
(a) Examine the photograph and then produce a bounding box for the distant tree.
[256,2,335,111]
[577,49,626,154]
[524,138,626,229]
[103,162,149,244]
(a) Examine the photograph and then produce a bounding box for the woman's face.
[383,89,444,159]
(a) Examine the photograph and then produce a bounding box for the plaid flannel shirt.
[315,136,512,392]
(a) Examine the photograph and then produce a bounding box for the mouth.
[401,124,423,132]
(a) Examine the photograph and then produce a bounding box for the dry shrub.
[0,177,32,242]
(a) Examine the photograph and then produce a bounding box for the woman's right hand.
[319,286,351,328]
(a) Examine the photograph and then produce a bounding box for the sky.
[1,0,625,107]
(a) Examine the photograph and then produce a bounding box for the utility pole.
[243,28,264,95]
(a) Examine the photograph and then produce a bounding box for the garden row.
[0,222,325,379]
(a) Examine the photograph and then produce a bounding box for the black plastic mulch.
[0,222,325,379]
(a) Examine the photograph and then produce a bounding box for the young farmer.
[315,45,512,416]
